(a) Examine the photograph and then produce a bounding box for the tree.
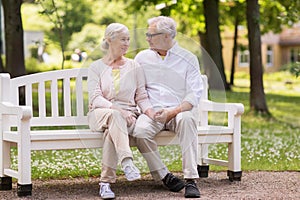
[37,0,66,69]
[0,52,3,72]
[36,0,92,69]
[203,0,230,90]
[2,0,25,78]
[222,1,246,86]
[246,0,269,114]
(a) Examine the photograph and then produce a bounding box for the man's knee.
[177,111,196,124]
[132,114,156,138]
[132,125,149,138]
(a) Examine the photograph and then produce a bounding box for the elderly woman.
[87,23,154,199]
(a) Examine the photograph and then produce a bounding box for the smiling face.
[146,23,173,55]
[108,31,130,57]
[146,23,165,51]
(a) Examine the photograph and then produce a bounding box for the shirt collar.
[151,41,179,57]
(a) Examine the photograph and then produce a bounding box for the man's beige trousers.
[133,110,199,181]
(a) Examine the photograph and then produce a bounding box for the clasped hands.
[112,105,176,127]
[121,108,174,127]
[145,108,176,124]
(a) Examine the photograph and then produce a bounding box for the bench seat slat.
[3,125,233,150]
[4,125,232,141]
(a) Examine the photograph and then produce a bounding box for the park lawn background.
[9,71,300,180]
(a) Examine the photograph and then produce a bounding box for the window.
[266,45,273,67]
[290,48,300,63]
[238,50,249,67]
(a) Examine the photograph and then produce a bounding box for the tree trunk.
[198,31,209,75]
[0,1,4,72]
[230,16,239,86]
[2,0,25,78]
[203,0,230,90]
[0,56,3,72]
[246,0,270,114]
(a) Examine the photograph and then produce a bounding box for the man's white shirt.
[134,42,203,109]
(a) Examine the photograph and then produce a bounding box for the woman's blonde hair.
[101,23,129,51]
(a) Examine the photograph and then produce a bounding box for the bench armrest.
[0,102,32,120]
[199,100,244,116]
[199,100,244,127]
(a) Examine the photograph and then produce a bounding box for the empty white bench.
[0,68,244,197]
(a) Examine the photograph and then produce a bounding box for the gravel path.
[1,171,299,200]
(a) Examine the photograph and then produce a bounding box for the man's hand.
[154,109,176,124]
[144,108,156,120]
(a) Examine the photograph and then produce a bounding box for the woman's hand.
[120,109,136,127]
[111,105,136,127]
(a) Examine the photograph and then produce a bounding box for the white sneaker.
[122,164,141,181]
[99,182,115,199]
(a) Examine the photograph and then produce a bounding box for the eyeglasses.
[145,32,164,39]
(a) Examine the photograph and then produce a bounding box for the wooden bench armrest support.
[200,100,244,116]
[0,102,32,120]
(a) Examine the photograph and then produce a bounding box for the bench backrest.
[0,68,208,127]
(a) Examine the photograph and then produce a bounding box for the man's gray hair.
[101,23,129,51]
[148,16,177,39]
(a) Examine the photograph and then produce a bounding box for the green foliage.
[277,0,300,25]
[22,3,49,30]
[28,45,39,59]
[289,62,300,78]
[169,0,205,37]
[36,0,93,48]
[67,23,104,52]
[25,57,40,74]
[259,0,286,33]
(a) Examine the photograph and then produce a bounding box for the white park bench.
[0,68,244,197]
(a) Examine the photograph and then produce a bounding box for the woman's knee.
[109,109,123,118]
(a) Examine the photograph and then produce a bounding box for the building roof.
[279,26,300,46]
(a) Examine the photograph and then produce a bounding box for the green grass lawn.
[10,71,300,179]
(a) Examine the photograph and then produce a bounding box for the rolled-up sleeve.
[183,57,203,107]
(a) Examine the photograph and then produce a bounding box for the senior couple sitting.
[87,16,203,199]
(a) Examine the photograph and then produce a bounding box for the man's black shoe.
[162,173,185,192]
[184,181,200,198]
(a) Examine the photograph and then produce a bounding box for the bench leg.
[197,165,209,178]
[198,143,209,178]
[17,183,32,197]
[0,176,12,190]
[227,170,242,181]
[17,119,32,197]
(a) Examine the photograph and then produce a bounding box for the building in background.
[222,23,300,73]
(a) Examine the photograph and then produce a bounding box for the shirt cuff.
[183,93,198,107]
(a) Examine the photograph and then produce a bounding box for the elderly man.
[133,16,203,198]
